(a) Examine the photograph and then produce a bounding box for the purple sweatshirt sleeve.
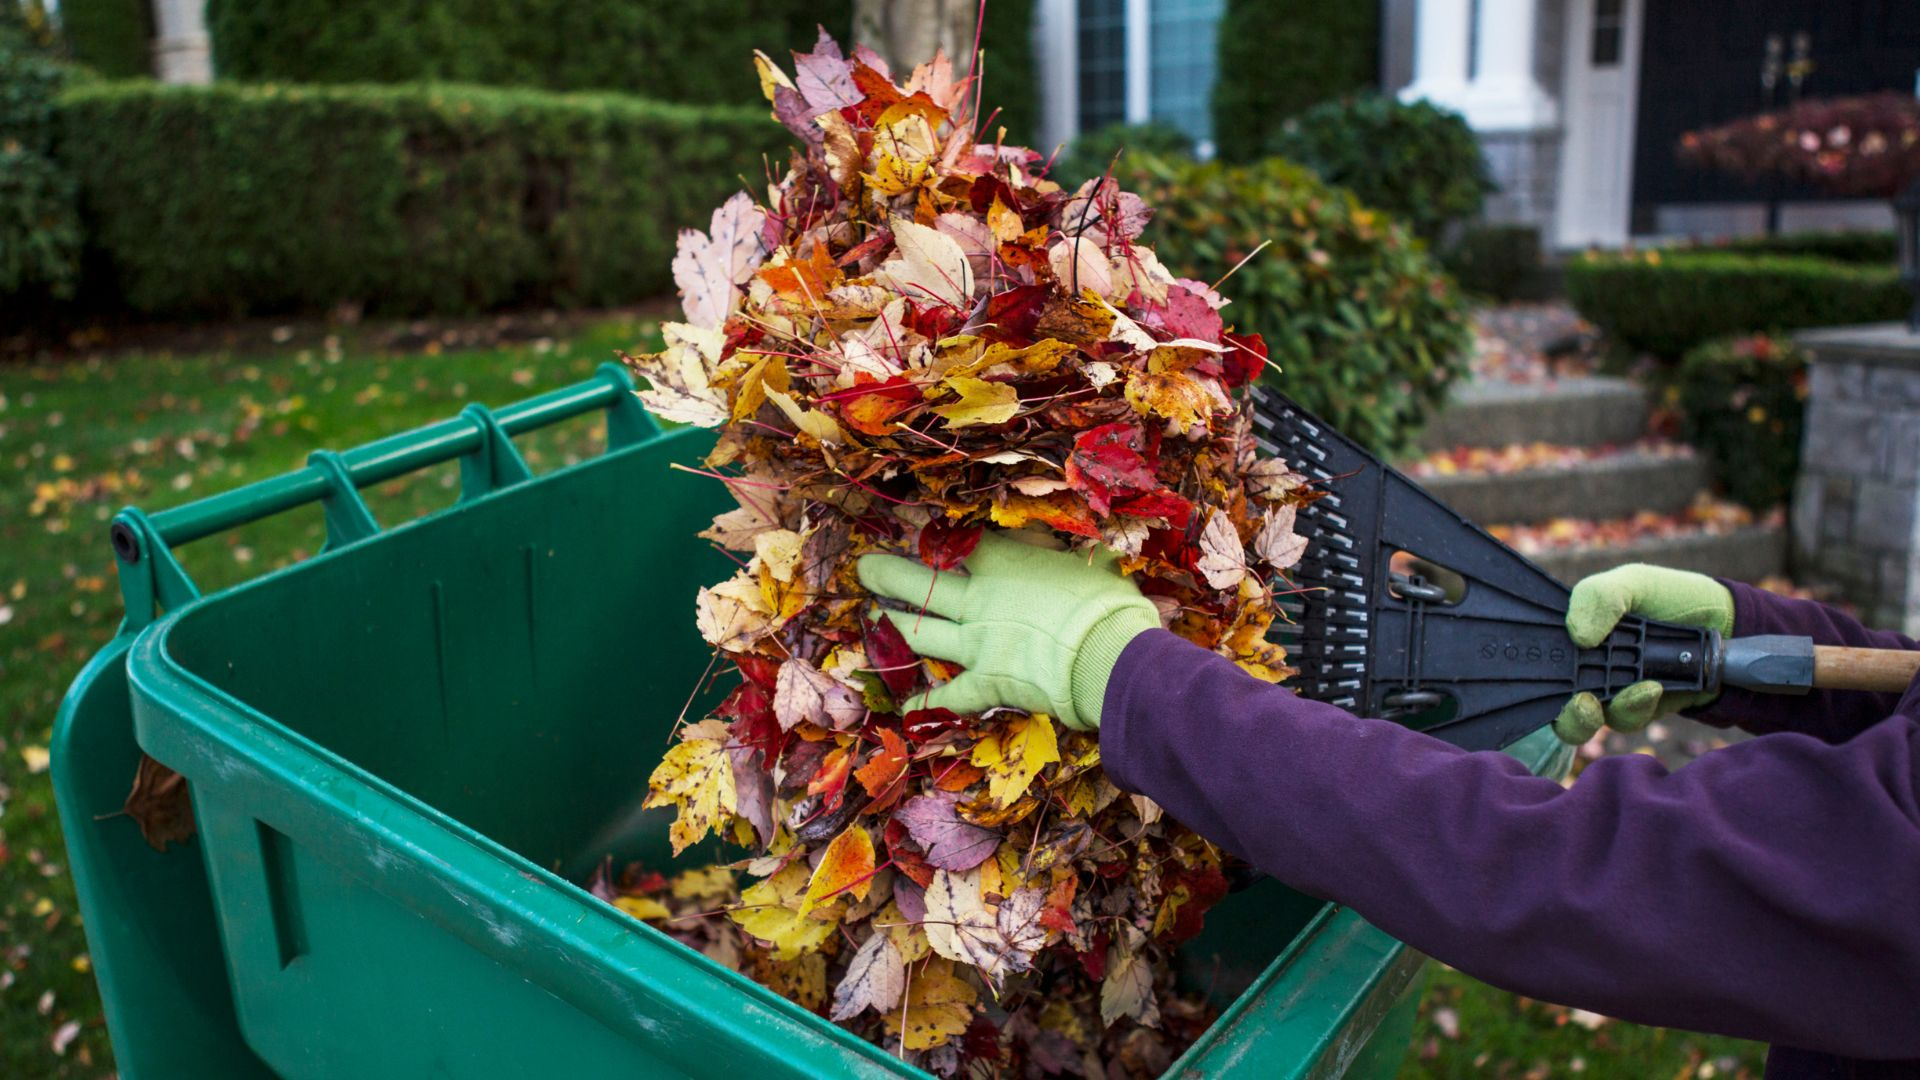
[1102,629,1920,1059]
[1697,580,1920,742]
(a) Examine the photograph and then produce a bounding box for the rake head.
[1246,387,1714,752]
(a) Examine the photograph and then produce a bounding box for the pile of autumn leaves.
[617,31,1311,1077]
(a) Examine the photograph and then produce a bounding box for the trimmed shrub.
[1,29,81,299]
[57,80,783,318]
[205,0,845,106]
[1565,250,1910,360]
[1703,230,1895,265]
[1212,0,1377,163]
[1442,224,1544,302]
[1270,95,1490,242]
[57,0,149,78]
[976,0,1037,145]
[1673,333,1808,510]
[1118,154,1473,454]
[1054,120,1194,188]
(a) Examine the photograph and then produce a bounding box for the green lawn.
[0,317,1766,1077]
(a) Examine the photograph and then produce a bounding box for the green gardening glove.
[856,530,1163,730]
[1553,563,1736,744]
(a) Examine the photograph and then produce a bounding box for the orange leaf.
[801,825,876,914]
[933,759,985,792]
[855,728,910,798]
[809,745,854,810]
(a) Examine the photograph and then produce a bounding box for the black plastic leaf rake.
[1246,387,1718,753]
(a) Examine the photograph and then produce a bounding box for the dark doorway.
[1631,0,1920,234]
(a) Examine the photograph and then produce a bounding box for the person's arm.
[1698,580,1920,742]
[1104,629,1920,1060]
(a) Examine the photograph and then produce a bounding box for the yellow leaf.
[732,862,839,960]
[643,737,737,855]
[752,528,805,583]
[801,825,876,915]
[752,50,795,104]
[1124,368,1214,430]
[878,899,932,963]
[731,353,791,422]
[671,866,738,901]
[883,958,978,1051]
[987,197,1024,243]
[865,153,932,195]
[753,951,828,1012]
[933,377,1020,428]
[970,713,1060,808]
[614,895,672,922]
[764,386,846,445]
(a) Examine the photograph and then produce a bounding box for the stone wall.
[1791,324,1920,634]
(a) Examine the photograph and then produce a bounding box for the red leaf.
[918,519,983,570]
[844,63,905,125]
[863,611,921,701]
[1077,930,1111,981]
[1221,331,1267,389]
[1166,866,1230,944]
[884,818,937,889]
[1065,422,1158,516]
[979,284,1049,344]
[1141,282,1224,341]
[721,680,784,760]
[736,655,781,692]
[808,745,854,811]
[907,300,966,341]
[1038,874,1078,934]
[961,1017,1002,1061]
[903,707,966,744]
[1113,488,1193,529]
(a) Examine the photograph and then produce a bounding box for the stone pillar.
[151,0,212,84]
[1400,0,1473,108]
[1791,324,1920,634]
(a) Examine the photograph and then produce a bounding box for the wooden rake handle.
[1813,646,1920,693]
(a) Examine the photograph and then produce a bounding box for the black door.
[1631,0,1920,232]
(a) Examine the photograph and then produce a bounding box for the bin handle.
[109,362,664,631]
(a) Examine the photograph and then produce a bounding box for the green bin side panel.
[50,638,275,1079]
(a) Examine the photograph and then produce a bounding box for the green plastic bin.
[52,364,1573,1078]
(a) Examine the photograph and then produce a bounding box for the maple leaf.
[933,377,1020,428]
[1066,422,1158,516]
[863,610,921,701]
[673,191,769,329]
[627,322,729,427]
[831,931,908,1021]
[1048,236,1114,299]
[854,727,910,798]
[1099,931,1162,1029]
[765,386,846,445]
[751,528,804,583]
[1195,509,1248,591]
[970,712,1060,809]
[881,218,974,311]
[1246,458,1308,501]
[918,518,983,570]
[802,824,876,915]
[883,957,977,1051]
[123,754,195,852]
[1124,367,1215,432]
[922,868,1008,977]
[792,28,861,113]
[695,573,773,652]
[699,471,789,551]
[754,952,828,1013]
[1221,330,1269,388]
[643,736,737,855]
[732,862,838,960]
[1255,505,1308,571]
[775,657,864,731]
[893,792,1000,871]
[730,352,792,422]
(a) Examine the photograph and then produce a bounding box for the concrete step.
[1413,447,1708,526]
[1521,525,1788,586]
[1419,376,1649,452]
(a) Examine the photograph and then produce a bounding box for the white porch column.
[1463,0,1558,131]
[1123,0,1150,124]
[1034,0,1078,154]
[1400,0,1557,133]
[151,0,213,84]
[1399,0,1473,109]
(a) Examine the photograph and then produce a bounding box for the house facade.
[1035,0,1920,249]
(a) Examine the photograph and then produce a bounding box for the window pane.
[1078,0,1129,133]
[1148,0,1225,148]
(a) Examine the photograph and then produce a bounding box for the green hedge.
[1119,154,1472,454]
[1270,96,1489,242]
[57,80,783,318]
[1703,230,1896,265]
[1,29,81,299]
[57,0,149,78]
[1565,251,1910,360]
[206,0,840,106]
[1212,0,1377,162]
[1674,333,1808,510]
[976,0,1037,145]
